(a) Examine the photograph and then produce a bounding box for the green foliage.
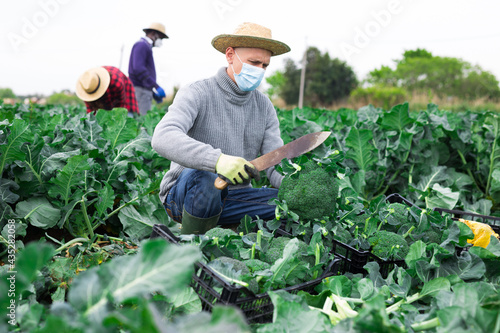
[278,159,338,221]
[205,227,238,240]
[5,100,500,331]
[0,103,171,248]
[333,227,352,244]
[0,87,16,99]
[46,91,84,106]
[265,70,285,100]
[279,46,358,107]
[243,258,271,273]
[366,48,500,100]
[350,85,408,109]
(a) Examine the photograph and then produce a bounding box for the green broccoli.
[278,160,338,221]
[261,237,315,266]
[212,256,248,272]
[205,227,237,239]
[263,237,291,265]
[209,256,258,293]
[386,202,410,224]
[244,259,271,273]
[345,212,370,226]
[368,230,409,260]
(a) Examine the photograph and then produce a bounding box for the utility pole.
[298,38,307,109]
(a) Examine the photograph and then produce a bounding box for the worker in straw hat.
[152,22,290,234]
[76,66,139,115]
[129,22,169,115]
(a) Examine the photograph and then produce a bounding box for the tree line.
[267,47,500,108]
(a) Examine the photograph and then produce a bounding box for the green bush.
[350,85,408,109]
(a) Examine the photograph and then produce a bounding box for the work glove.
[155,86,166,98]
[459,218,499,248]
[153,92,163,103]
[215,154,259,185]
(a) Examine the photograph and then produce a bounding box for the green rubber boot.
[180,208,221,235]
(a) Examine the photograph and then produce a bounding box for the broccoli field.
[1,101,500,332]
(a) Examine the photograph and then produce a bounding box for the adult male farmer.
[152,22,290,234]
[129,22,168,115]
[76,66,139,115]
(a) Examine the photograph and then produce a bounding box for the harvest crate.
[433,207,500,234]
[150,224,340,324]
[327,193,420,278]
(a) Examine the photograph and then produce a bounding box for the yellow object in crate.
[459,218,500,248]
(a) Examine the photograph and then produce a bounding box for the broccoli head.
[278,160,338,221]
[244,259,271,273]
[261,237,290,264]
[211,256,249,273]
[209,256,258,293]
[368,230,409,260]
[387,202,410,222]
[261,237,314,266]
[205,227,237,239]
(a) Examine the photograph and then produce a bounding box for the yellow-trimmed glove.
[459,218,500,248]
[215,154,259,185]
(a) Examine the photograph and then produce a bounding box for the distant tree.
[280,59,301,106]
[366,48,500,100]
[276,47,358,107]
[46,91,84,106]
[0,88,16,99]
[400,48,433,61]
[265,70,285,100]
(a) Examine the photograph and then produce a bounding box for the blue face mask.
[231,51,265,91]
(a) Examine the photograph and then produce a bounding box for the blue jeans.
[164,168,278,225]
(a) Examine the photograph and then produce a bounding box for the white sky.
[1,0,499,96]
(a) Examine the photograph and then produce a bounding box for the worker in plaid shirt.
[76,66,139,115]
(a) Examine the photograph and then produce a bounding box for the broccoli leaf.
[345,128,378,171]
[48,155,92,205]
[0,119,33,177]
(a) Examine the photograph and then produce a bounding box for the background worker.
[152,22,290,234]
[76,66,139,115]
[129,22,168,115]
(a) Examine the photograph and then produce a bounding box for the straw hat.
[143,22,168,39]
[75,67,110,102]
[212,22,290,56]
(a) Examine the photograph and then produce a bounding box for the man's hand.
[215,154,259,185]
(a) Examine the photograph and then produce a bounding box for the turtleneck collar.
[215,67,252,105]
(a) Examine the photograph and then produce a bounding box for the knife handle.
[214,177,229,190]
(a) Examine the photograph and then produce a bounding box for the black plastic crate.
[331,239,404,278]
[330,193,417,278]
[150,224,340,323]
[433,207,500,234]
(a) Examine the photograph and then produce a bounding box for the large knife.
[214,131,331,190]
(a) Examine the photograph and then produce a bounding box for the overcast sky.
[1,0,499,96]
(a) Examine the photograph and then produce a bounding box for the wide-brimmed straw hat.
[143,22,168,39]
[75,67,110,102]
[211,22,290,56]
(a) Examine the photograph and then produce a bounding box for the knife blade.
[214,131,331,190]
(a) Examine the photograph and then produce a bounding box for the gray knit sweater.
[151,67,284,204]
